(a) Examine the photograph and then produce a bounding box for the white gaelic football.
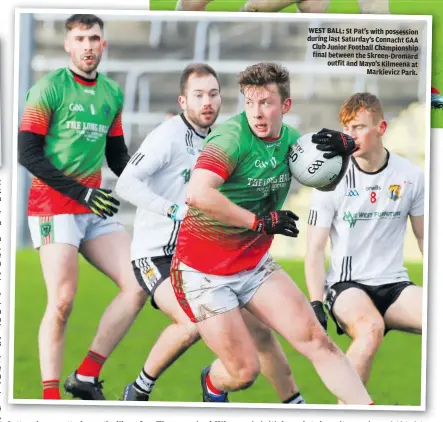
[289,132,343,188]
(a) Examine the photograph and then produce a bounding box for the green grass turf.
[13,249,423,405]
[150,0,442,127]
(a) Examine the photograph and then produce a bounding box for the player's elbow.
[185,183,211,210]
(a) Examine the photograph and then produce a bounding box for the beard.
[186,107,219,129]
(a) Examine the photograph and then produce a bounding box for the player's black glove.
[311,128,359,159]
[311,300,328,331]
[253,210,299,237]
[77,187,120,219]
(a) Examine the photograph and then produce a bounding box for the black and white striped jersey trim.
[339,256,353,282]
[345,164,356,189]
[308,209,318,226]
[163,221,181,256]
[129,152,145,166]
[185,128,194,148]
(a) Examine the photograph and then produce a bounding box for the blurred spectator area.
[17,14,427,259]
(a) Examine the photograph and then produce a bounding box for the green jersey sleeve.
[194,131,242,180]
[20,76,59,135]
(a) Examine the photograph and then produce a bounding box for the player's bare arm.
[304,224,330,330]
[305,224,329,302]
[410,215,424,255]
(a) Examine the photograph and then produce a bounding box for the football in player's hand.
[289,132,343,188]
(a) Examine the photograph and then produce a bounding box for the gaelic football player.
[305,93,424,400]
[18,14,147,400]
[116,63,305,404]
[170,62,374,404]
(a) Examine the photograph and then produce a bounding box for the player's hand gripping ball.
[289,132,343,188]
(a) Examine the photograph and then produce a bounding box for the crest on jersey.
[102,104,111,119]
[40,223,51,237]
[388,184,401,201]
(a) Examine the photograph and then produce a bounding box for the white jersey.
[119,114,205,259]
[308,151,424,289]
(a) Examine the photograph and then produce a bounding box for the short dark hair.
[180,63,220,96]
[65,14,104,32]
[238,62,290,101]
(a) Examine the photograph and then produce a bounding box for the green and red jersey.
[175,112,300,275]
[20,68,124,216]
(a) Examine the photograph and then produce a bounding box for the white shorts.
[28,214,125,249]
[171,253,281,323]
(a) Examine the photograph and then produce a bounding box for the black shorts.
[325,280,415,335]
[132,255,172,309]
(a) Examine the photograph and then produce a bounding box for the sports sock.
[42,379,61,399]
[77,350,107,380]
[283,391,306,404]
[205,373,226,401]
[134,369,157,395]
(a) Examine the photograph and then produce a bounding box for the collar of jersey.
[180,113,209,139]
[351,148,390,175]
[69,68,98,86]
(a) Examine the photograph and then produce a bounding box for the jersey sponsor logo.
[255,158,277,169]
[65,121,110,141]
[345,189,359,197]
[343,211,358,228]
[389,184,401,201]
[308,159,324,174]
[343,210,402,227]
[366,185,381,191]
[84,89,95,95]
[69,103,85,112]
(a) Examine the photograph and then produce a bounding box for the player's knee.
[178,322,200,348]
[300,322,340,356]
[51,295,75,325]
[251,324,274,350]
[120,282,148,308]
[235,362,260,390]
[352,318,385,350]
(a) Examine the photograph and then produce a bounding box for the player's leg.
[329,285,385,385]
[241,309,305,403]
[123,275,200,401]
[296,0,330,13]
[65,219,148,399]
[358,0,390,14]
[245,270,373,404]
[28,215,83,399]
[197,309,261,395]
[240,0,297,13]
[383,284,422,334]
[38,244,79,399]
[176,0,213,11]
[171,265,261,401]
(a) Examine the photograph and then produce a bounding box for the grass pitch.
[13,249,423,405]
